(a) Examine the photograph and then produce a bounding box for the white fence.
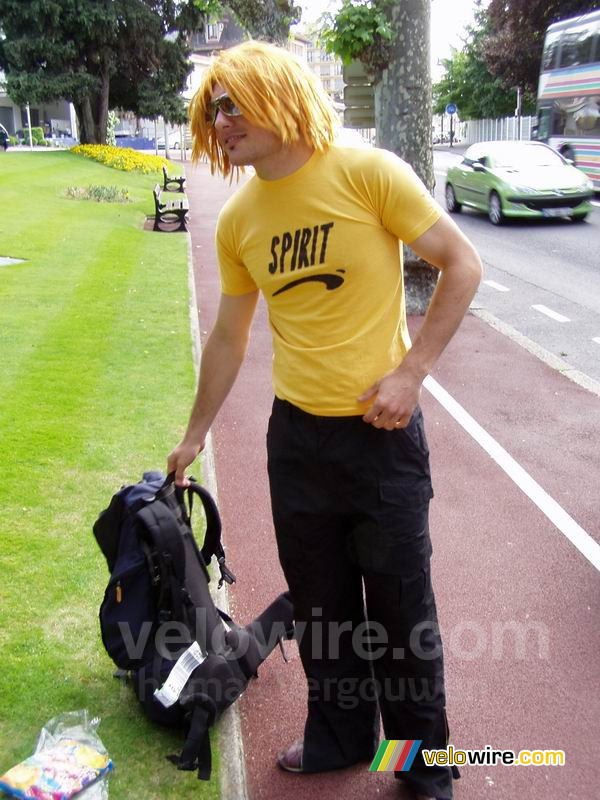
[461,115,535,144]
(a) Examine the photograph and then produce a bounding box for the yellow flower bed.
[71,144,170,174]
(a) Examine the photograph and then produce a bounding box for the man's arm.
[359,213,482,429]
[168,289,259,484]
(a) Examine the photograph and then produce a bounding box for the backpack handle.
[162,473,236,588]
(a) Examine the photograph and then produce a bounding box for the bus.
[534,9,600,190]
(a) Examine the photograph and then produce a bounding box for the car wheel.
[445,183,461,213]
[570,212,588,222]
[488,191,503,225]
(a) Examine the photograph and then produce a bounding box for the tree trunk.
[94,63,110,145]
[75,98,97,144]
[374,0,438,314]
[73,64,110,145]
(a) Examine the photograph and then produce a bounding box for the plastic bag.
[0,710,112,800]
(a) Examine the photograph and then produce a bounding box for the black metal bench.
[162,165,186,193]
[152,184,189,232]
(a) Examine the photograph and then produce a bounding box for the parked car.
[445,141,594,224]
[157,130,182,149]
[0,123,9,151]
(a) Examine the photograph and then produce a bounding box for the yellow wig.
[188,40,339,176]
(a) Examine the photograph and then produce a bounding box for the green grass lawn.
[0,151,220,798]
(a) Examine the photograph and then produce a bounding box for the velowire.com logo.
[369,740,423,772]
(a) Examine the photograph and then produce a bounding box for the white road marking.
[424,376,600,572]
[474,308,600,397]
[593,337,600,345]
[531,304,570,323]
[483,280,510,293]
[591,200,600,208]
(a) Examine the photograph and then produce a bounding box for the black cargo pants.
[266,398,455,799]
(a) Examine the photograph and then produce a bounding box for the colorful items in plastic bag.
[0,712,112,800]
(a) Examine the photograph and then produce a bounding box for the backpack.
[93,471,294,780]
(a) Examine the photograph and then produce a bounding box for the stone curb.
[186,236,249,800]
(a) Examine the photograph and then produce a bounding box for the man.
[168,41,482,800]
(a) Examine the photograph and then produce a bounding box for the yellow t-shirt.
[216,145,442,416]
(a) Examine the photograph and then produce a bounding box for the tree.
[195,0,302,44]
[482,0,600,95]
[321,1,435,187]
[433,13,535,121]
[0,0,203,144]
[226,1,302,44]
[320,0,438,312]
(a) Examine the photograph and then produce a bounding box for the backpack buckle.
[217,557,236,588]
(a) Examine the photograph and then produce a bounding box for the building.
[188,17,342,107]
[306,40,344,106]
[189,12,245,56]
[0,71,77,141]
[289,32,311,63]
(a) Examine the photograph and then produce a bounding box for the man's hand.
[358,212,482,431]
[358,364,422,430]
[167,439,205,487]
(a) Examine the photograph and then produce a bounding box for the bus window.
[558,24,597,67]
[573,101,600,136]
[550,98,600,137]
[550,106,566,136]
[542,30,561,70]
[537,108,551,140]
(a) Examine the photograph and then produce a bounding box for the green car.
[445,141,594,225]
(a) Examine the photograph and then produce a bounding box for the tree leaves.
[225,0,302,44]
[433,11,536,120]
[482,0,600,94]
[319,0,393,73]
[0,0,203,142]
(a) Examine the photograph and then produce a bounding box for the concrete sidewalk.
[181,158,600,800]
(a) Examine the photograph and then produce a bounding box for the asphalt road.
[433,148,600,383]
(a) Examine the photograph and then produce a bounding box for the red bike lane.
[183,160,599,800]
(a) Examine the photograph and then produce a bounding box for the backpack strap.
[187,482,236,588]
[167,704,215,780]
[137,500,188,621]
[162,473,236,588]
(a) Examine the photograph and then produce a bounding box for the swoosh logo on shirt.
[272,269,346,297]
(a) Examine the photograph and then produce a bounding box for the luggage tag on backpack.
[154,642,206,708]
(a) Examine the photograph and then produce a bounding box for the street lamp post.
[25,103,34,150]
[445,103,457,148]
[514,86,522,140]
[163,117,170,160]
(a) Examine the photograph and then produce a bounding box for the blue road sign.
[445,103,457,115]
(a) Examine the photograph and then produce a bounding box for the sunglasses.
[205,93,243,125]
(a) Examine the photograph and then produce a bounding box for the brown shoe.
[276,739,304,773]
